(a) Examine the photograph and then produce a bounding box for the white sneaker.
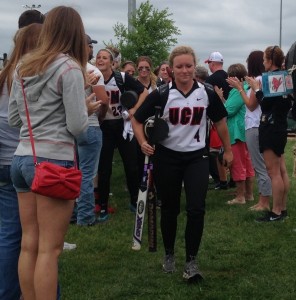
[63,242,77,251]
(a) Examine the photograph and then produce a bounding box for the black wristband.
[255,90,264,102]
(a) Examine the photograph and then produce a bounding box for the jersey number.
[112,105,123,117]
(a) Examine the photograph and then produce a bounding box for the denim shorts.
[10,155,74,193]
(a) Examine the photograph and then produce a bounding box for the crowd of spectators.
[1,5,295,299]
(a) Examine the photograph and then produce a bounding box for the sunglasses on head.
[138,66,150,72]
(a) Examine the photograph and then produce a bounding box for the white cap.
[205,52,224,63]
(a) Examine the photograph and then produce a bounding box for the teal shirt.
[224,83,247,145]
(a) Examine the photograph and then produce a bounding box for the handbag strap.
[21,79,38,165]
[20,79,78,168]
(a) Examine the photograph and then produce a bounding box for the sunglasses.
[138,66,150,72]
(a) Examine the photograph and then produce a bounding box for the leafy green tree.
[112,0,181,67]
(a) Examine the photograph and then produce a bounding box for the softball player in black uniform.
[132,46,233,282]
[95,49,148,221]
[246,46,291,223]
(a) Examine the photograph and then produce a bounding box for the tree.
[112,0,181,67]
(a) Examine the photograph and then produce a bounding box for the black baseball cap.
[86,34,97,45]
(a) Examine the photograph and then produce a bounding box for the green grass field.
[60,140,296,300]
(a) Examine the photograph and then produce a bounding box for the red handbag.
[21,80,82,200]
[209,123,222,149]
[31,162,81,200]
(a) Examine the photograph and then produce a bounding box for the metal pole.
[128,0,136,33]
[279,0,282,47]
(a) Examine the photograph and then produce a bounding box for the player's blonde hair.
[169,46,197,67]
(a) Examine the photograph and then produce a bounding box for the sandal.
[226,198,246,205]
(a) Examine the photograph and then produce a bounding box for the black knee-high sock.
[185,215,204,262]
[161,212,177,255]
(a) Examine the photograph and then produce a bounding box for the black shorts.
[259,124,287,157]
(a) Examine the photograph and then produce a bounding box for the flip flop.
[226,199,246,205]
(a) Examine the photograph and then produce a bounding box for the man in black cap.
[86,34,97,61]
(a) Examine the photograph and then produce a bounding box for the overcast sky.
[1,0,295,70]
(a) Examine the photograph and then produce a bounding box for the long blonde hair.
[0,23,42,94]
[18,6,87,78]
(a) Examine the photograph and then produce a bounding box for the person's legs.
[76,126,102,225]
[254,195,270,211]
[216,157,228,188]
[117,136,139,209]
[153,147,182,255]
[17,192,38,300]
[263,150,284,215]
[208,151,220,184]
[34,194,74,300]
[97,121,116,217]
[279,155,290,212]
[0,166,22,300]
[246,128,271,210]
[233,180,246,202]
[245,149,255,201]
[228,142,247,204]
[183,154,208,261]
[10,155,38,299]
[245,177,254,200]
[217,161,228,181]
[11,155,76,299]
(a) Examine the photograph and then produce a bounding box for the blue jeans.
[0,165,22,300]
[76,126,102,224]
